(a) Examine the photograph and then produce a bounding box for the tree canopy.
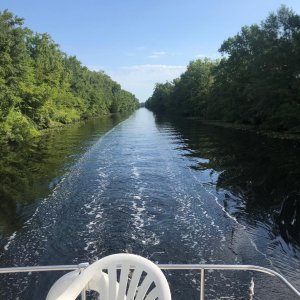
[0,10,139,145]
[146,6,300,133]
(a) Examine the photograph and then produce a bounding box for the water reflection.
[0,109,299,299]
[0,113,129,239]
[156,116,300,246]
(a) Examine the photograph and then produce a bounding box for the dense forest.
[146,6,300,133]
[0,10,139,145]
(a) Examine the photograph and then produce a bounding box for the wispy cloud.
[87,65,104,71]
[195,53,221,59]
[121,64,184,71]
[108,64,186,102]
[148,51,167,59]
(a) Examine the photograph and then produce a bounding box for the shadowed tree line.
[146,6,300,133]
[0,10,139,145]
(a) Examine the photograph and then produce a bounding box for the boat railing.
[0,263,299,299]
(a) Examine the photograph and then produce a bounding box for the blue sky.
[1,1,300,101]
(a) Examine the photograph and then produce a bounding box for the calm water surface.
[0,108,299,299]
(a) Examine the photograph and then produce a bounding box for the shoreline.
[189,119,300,141]
[0,111,135,148]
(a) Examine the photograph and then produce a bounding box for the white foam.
[132,166,140,178]
[187,170,281,270]
[249,277,255,300]
[4,232,17,251]
[249,237,274,267]
[212,193,246,229]
[98,172,108,178]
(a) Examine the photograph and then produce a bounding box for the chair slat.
[144,287,159,300]
[117,263,130,300]
[126,267,143,300]
[135,275,152,300]
[108,265,117,300]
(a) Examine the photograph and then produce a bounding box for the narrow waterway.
[0,108,299,299]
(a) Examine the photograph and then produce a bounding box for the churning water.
[0,108,299,299]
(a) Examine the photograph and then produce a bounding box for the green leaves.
[0,110,39,144]
[0,10,138,145]
[146,5,300,133]
[146,59,217,117]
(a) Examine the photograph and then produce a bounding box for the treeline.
[146,6,300,132]
[0,10,139,145]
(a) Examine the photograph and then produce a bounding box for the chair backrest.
[48,253,171,300]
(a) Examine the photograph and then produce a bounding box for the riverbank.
[196,119,300,141]
[0,110,135,148]
[41,111,128,134]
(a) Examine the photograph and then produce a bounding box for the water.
[0,108,299,299]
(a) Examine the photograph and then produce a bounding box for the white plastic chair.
[46,253,172,300]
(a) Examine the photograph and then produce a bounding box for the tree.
[146,5,300,133]
[0,10,139,145]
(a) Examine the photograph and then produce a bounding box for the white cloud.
[107,64,186,102]
[148,51,167,59]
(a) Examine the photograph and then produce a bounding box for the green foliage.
[146,59,217,117]
[0,10,31,119]
[146,5,300,132]
[0,110,39,144]
[0,10,139,145]
[146,82,174,114]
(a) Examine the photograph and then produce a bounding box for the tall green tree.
[146,5,300,133]
[0,10,139,145]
